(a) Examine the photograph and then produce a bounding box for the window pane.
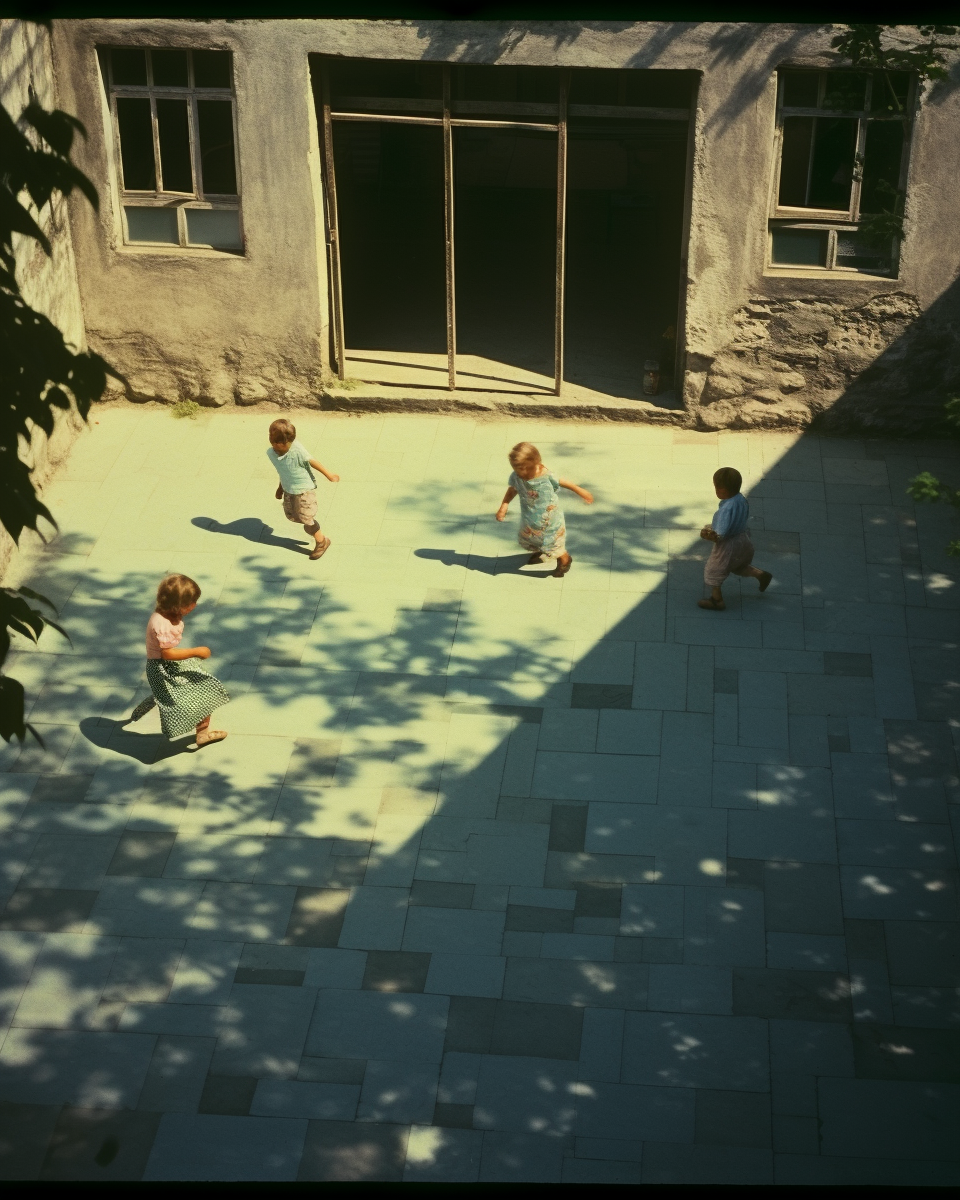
[156,99,193,192]
[835,231,891,272]
[778,116,813,206]
[771,229,827,266]
[807,117,857,210]
[185,208,242,249]
[151,49,188,87]
[780,70,819,108]
[860,120,905,213]
[197,101,237,194]
[821,71,868,110]
[111,48,147,86]
[871,71,911,113]
[125,206,178,243]
[116,97,156,190]
[192,50,231,88]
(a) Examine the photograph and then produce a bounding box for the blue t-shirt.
[712,492,749,540]
[267,439,316,495]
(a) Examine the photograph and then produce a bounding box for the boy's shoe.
[309,536,331,560]
[758,571,773,592]
[698,597,726,610]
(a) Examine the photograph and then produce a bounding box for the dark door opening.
[315,58,694,401]
[333,122,445,356]
[454,127,557,381]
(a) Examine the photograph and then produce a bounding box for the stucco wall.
[52,19,960,428]
[1,18,89,576]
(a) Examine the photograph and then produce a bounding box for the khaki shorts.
[282,489,319,526]
[704,530,754,586]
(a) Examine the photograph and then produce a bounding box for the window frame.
[102,46,244,252]
[767,68,915,276]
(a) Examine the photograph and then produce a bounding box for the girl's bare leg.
[196,714,227,746]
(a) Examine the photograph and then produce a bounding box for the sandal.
[758,571,773,593]
[528,553,545,564]
[309,536,331,560]
[698,597,726,610]
[196,730,228,747]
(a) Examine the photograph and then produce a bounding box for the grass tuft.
[172,400,202,420]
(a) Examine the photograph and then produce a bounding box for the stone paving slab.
[1,409,959,1181]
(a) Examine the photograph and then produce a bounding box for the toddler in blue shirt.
[698,466,772,610]
[267,418,339,559]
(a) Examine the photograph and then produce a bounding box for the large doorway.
[313,59,695,402]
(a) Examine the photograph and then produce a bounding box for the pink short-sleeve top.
[146,611,184,660]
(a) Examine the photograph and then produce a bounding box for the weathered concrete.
[41,20,960,430]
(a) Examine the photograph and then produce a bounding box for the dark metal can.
[643,359,660,396]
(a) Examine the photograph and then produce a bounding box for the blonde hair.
[156,573,201,621]
[269,418,296,444]
[509,441,541,467]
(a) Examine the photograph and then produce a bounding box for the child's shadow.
[193,516,307,554]
[415,548,553,577]
[79,716,192,763]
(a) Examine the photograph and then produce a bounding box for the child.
[128,573,230,746]
[267,418,340,560]
[699,466,772,610]
[496,441,594,577]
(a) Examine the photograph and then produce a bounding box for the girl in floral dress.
[127,574,230,747]
[496,441,594,576]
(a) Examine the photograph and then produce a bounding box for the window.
[769,69,913,275]
[103,46,243,251]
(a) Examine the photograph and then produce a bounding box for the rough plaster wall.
[0,19,88,577]
[52,19,960,429]
[52,20,330,411]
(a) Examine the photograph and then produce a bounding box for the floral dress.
[509,469,567,559]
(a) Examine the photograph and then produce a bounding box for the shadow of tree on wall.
[0,420,958,1177]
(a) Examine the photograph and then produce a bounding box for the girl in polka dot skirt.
[127,573,230,747]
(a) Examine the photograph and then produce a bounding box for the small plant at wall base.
[0,96,116,741]
[908,399,960,557]
[172,400,202,419]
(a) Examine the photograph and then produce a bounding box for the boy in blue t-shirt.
[267,419,340,559]
[698,466,772,610]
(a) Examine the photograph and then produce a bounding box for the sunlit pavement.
[0,407,958,1183]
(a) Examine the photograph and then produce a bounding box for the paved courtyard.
[0,408,958,1183]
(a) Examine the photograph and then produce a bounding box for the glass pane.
[125,206,178,243]
[778,117,813,206]
[771,229,828,266]
[807,117,857,210]
[569,68,619,106]
[156,99,193,192]
[871,71,911,113]
[185,208,242,249]
[860,120,905,213]
[116,97,156,190]
[780,70,819,108]
[455,64,557,104]
[821,71,868,110]
[151,48,188,87]
[192,50,231,88]
[196,100,237,194]
[328,58,441,101]
[835,231,891,272]
[111,48,147,86]
[622,71,694,108]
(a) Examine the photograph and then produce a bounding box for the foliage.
[907,398,960,557]
[1,96,116,741]
[831,24,959,92]
[832,25,959,248]
[172,400,202,419]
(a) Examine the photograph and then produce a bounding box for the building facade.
[12,19,960,431]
